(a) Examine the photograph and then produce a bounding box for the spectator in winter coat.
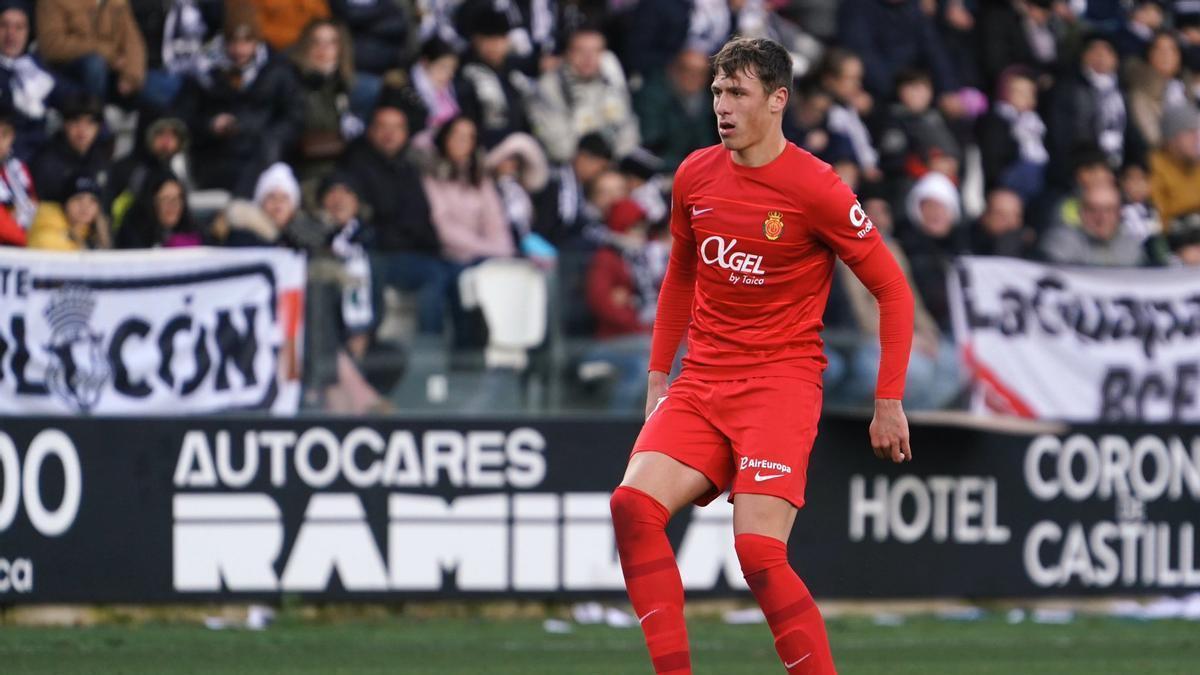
[484,132,553,263]
[1125,31,1190,150]
[1150,104,1200,224]
[1042,183,1146,266]
[336,99,451,334]
[585,198,660,411]
[976,67,1049,202]
[27,173,111,251]
[534,132,612,245]
[410,38,461,131]
[329,0,418,78]
[106,116,188,222]
[968,188,1037,258]
[0,110,36,237]
[290,19,363,201]
[633,49,719,172]
[1046,33,1146,189]
[37,0,147,99]
[819,49,881,182]
[129,0,223,110]
[837,0,959,103]
[116,169,200,249]
[456,7,532,149]
[876,68,962,185]
[30,96,108,203]
[218,162,325,250]
[0,2,57,161]
[420,115,514,264]
[178,7,304,197]
[531,26,639,163]
[899,171,967,333]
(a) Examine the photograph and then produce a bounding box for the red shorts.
[631,375,822,509]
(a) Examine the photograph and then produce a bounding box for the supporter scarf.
[0,54,53,120]
[162,0,208,76]
[996,102,1049,165]
[1084,68,1127,163]
[329,218,374,333]
[827,103,879,170]
[0,156,35,229]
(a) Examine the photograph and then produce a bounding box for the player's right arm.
[645,160,699,418]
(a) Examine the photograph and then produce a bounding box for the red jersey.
[649,142,913,398]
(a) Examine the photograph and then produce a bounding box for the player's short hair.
[711,37,792,96]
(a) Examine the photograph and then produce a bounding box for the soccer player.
[609,38,914,674]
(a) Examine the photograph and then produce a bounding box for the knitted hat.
[1161,103,1200,141]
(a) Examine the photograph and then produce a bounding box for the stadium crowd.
[1,0,1199,413]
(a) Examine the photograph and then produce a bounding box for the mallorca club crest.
[43,285,110,412]
[763,210,784,241]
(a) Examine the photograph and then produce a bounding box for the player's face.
[712,68,786,152]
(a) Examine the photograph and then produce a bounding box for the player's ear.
[769,87,789,114]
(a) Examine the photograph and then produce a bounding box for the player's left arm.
[807,170,914,463]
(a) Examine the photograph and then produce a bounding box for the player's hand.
[870,398,911,463]
[645,371,668,420]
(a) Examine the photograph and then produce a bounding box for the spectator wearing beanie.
[30,95,108,203]
[218,162,323,250]
[28,173,111,250]
[0,1,58,161]
[899,172,967,333]
[1150,103,1200,224]
[37,0,146,100]
[178,5,303,197]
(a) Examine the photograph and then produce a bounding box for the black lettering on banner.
[157,315,190,388]
[109,318,152,397]
[182,326,211,396]
[1174,364,1199,422]
[1100,369,1131,421]
[215,307,257,391]
[10,316,46,394]
[0,326,7,383]
[964,271,1200,357]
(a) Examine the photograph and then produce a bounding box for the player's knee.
[734,533,791,578]
[610,485,670,534]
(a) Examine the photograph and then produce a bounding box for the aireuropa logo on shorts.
[739,457,792,474]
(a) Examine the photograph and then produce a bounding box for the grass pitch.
[1,614,1197,674]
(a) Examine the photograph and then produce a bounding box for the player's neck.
[730,130,787,168]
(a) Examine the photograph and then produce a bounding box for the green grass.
[1,615,1197,674]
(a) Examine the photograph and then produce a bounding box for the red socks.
[610,486,691,674]
[735,533,836,674]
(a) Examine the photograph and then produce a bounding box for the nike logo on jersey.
[691,205,713,216]
[638,608,661,624]
[754,471,787,482]
[785,653,812,669]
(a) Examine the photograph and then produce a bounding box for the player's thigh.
[721,377,822,511]
[621,451,715,516]
[732,492,798,541]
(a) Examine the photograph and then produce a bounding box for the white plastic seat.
[458,258,548,370]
